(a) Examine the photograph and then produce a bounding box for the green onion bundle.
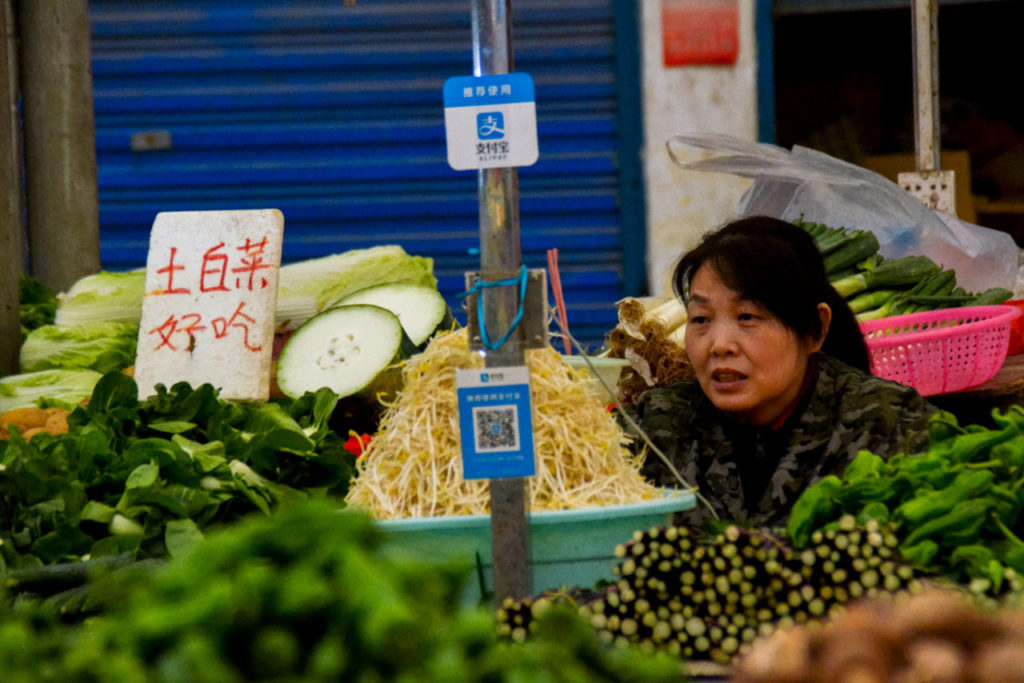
[793,217,1012,320]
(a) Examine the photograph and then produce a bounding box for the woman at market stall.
[628,215,937,526]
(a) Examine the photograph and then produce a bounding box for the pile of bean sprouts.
[344,328,664,519]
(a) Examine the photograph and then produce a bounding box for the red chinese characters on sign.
[150,313,205,352]
[148,302,261,354]
[233,236,275,291]
[146,237,273,353]
[155,247,191,294]
[210,301,261,352]
[662,0,739,67]
[200,243,231,293]
[198,237,276,293]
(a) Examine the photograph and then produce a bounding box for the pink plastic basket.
[859,305,1022,396]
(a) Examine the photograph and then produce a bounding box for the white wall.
[640,0,759,295]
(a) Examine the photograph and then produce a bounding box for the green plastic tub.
[376,489,696,604]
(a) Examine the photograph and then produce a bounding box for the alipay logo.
[477,112,505,139]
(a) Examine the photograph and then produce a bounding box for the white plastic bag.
[667,133,1019,292]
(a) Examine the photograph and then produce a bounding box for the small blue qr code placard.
[455,367,535,480]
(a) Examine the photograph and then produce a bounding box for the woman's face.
[684,264,824,426]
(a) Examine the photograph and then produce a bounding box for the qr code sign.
[472,405,520,453]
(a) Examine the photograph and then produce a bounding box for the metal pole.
[18,0,100,295]
[472,0,530,602]
[911,0,940,173]
[0,0,24,375]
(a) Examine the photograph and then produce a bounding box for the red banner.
[662,0,739,67]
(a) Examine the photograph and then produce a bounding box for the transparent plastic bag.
[667,133,1019,292]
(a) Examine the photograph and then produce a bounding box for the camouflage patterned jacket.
[625,353,937,528]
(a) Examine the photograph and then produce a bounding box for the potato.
[815,628,894,683]
[972,638,1024,683]
[44,410,70,435]
[891,589,1002,650]
[895,637,966,683]
[1,407,53,439]
[0,406,50,431]
[732,626,813,682]
[998,608,1024,638]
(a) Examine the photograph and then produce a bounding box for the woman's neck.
[765,355,818,430]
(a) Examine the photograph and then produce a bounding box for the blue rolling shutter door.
[89,1,638,349]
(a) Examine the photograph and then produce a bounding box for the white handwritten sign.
[134,209,285,400]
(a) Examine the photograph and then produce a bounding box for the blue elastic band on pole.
[458,265,529,351]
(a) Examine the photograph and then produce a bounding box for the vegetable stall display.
[498,517,928,666]
[786,407,1024,601]
[1,246,443,417]
[0,501,685,682]
[344,327,666,518]
[793,218,1013,320]
[5,228,1024,679]
[495,408,1024,668]
[0,275,693,680]
[52,245,436,332]
[0,372,358,611]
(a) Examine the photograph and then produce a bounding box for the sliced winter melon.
[332,282,454,346]
[275,304,418,401]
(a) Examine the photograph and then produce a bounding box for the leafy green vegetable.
[19,322,138,374]
[0,501,684,681]
[19,276,57,335]
[787,408,1024,597]
[0,372,356,584]
[950,544,1004,593]
[795,218,1012,318]
[842,451,886,482]
[786,475,841,548]
[0,369,103,412]
[53,270,146,327]
[164,518,203,558]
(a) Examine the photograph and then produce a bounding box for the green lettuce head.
[0,369,103,412]
[20,322,139,374]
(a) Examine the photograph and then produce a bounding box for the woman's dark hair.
[672,215,871,372]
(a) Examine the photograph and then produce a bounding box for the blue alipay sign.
[443,73,539,171]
